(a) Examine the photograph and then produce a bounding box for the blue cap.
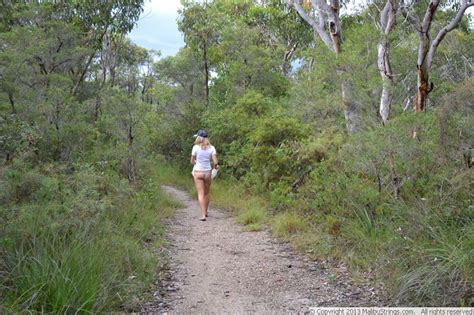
[194,130,208,138]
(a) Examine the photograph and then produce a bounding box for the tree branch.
[421,0,440,33]
[288,0,334,51]
[34,56,48,75]
[71,53,94,96]
[400,5,421,30]
[426,0,473,67]
[380,0,391,31]
[50,59,73,73]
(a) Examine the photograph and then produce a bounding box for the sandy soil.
[141,185,388,314]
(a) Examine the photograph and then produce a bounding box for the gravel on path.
[141,185,388,313]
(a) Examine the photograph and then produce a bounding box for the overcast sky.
[129,0,184,57]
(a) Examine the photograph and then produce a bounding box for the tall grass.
[0,160,180,312]
[394,207,474,306]
[4,230,114,312]
[272,211,307,238]
[147,159,194,191]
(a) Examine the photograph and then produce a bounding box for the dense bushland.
[1,0,472,309]
[157,82,473,306]
[151,1,473,306]
[0,1,180,312]
[0,159,179,312]
[153,84,473,307]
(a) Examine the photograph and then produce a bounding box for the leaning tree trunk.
[401,0,473,112]
[327,1,361,132]
[414,17,433,113]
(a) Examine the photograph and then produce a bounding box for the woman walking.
[191,130,219,221]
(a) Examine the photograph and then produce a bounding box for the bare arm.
[212,154,219,169]
[191,155,196,165]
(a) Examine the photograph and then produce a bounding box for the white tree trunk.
[377,0,396,124]
[377,41,394,123]
[341,79,360,133]
[379,75,393,123]
[288,0,361,133]
[401,0,473,112]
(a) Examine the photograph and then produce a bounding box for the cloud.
[129,0,184,56]
[144,0,183,15]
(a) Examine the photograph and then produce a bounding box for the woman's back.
[192,145,216,171]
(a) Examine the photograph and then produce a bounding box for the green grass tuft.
[272,211,307,238]
[237,207,266,226]
[246,223,263,231]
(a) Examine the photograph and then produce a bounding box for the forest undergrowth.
[0,158,181,312]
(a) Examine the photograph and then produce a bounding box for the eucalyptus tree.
[0,1,145,162]
[401,0,473,112]
[246,0,313,76]
[287,0,361,133]
[59,0,145,96]
[0,16,89,161]
[376,0,398,124]
[99,39,155,183]
[212,18,290,101]
[178,0,226,106]
[178,0,295,105]
[154,48,205,103]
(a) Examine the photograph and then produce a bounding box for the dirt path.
[142,185,388,313]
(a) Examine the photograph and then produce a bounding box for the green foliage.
[0,1,176,312]
[0,161,178,312]
[200,77,472,306]
[155,1,473,306]
[290,45,344,131]
[272,212,307,238]
[213,20,290,101]
[1,0,473,309]
[244,0,313,55]
[290,90,473,304]
[396,215,473,306]
[238,207,267,226]
[0,115,35,164]
[154,48,203,100]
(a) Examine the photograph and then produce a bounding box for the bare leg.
[193,176,207,220]
[204,176,212,216]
